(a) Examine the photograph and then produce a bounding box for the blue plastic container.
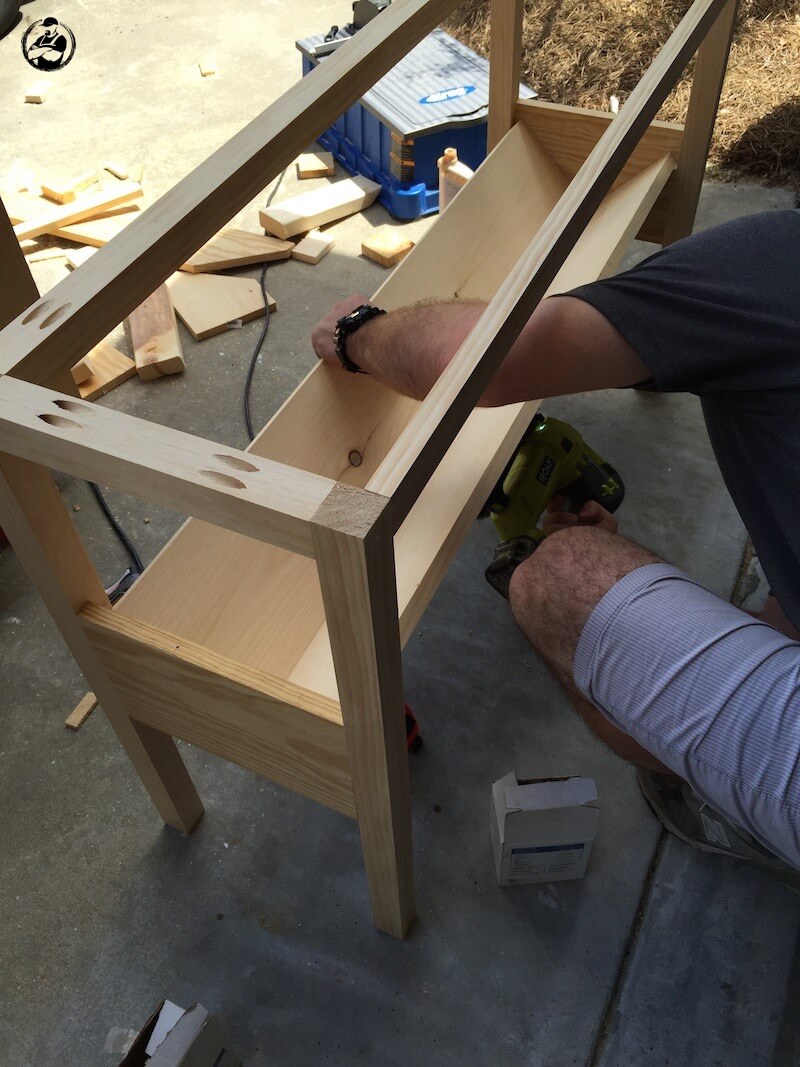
[296,28,535,219]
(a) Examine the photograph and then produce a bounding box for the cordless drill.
[483,414,625,598]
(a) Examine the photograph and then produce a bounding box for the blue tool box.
[296,28,535,220]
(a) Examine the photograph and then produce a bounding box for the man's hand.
[311,294,370,366]
[541,499,619,538]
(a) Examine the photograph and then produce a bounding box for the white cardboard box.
[491,772,600,885]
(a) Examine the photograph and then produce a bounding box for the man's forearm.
[313,294,649,406]
[347,301,485,401]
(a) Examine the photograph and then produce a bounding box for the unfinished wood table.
[0,0,738,938]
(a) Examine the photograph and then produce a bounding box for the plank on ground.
[128,285,185,380]
[180,228,293,272]
[13,181,143,242]
[41,169,101,205]
[51,206,142,248]
[260,175,380,239]
[166,271,276,340]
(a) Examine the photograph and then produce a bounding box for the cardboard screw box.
[491,772,600,885]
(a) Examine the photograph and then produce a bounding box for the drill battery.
[483,414,624,598]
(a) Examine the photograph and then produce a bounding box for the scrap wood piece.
[65,692,98,730]
[76,341,137,401]
[70,354,95,385]
[52,205,142,247]
[24,246,66,263]
[13,180,143,242]
[41,168,101,205]
[296,151,335,179]
[361,225,414,267]
[180,227,293,273]
[166,271,276,340]
[8,192,143,246]
[24,80,50,104]
[64,245,96,270]
[259,174,381,239]
[104,161,129,180]
[291,229,334,264]
[128,285,185,380]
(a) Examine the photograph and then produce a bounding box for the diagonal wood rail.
[367,0,728,524]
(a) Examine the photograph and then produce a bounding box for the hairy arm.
[311,294,649,405]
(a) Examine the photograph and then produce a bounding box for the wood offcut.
[166,271,277,340]
[128,286,185,380]
[259,175,381,239]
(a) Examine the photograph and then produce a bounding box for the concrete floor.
[2,2,800,1064]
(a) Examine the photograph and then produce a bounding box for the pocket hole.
[38,413,81,429]
[21,300,54,324]
[39,303,72,329]
[200,470,246,490]
[348,449,364,467]
[214,454,259,473]
[54,399,94,416]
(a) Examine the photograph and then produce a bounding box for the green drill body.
[484,414,625,598]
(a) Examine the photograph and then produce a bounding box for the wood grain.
[81,604,355,817]
[75,341,137,400]
[180,228,293,273]
[128,285,185,380]
[313,513,414,938]
[166,271,276,339]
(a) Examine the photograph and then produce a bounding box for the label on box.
[510,842,586,880]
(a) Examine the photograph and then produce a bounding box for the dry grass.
[445,0,800,191]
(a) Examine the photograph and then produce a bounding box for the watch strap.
[333,304,385,373]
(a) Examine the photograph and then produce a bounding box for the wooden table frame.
[0,0,737,938]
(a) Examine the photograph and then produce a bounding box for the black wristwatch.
[333,304,385,373]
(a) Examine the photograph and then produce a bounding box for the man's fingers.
[577,500,618,533]
[541,514,578,537]
[546,494,567,513]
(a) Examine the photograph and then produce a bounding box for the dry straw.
[446,0,800,191]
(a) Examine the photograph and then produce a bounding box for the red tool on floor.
[405,704,422,753]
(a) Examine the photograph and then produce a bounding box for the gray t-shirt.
[569,209,800,627]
